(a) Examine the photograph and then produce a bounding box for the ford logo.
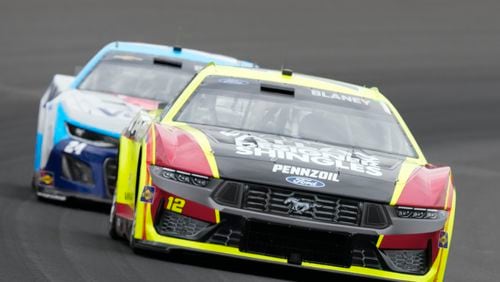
[285,176,325,188]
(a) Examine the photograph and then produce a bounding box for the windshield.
[175,76,417,157]
[79,53,194,102]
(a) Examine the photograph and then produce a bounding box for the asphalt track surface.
[1,1,500,281]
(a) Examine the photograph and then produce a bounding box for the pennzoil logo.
[274,164,339,183]
[39,171,54,186]
[140,186,155,203]
[438,231,448,249]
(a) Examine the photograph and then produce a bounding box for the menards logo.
[221,131,383,177]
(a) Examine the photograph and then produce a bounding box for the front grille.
[207,216,386,270]
[156,210,211,239]
[384,250,428,274]
[61,154,94,185]
[202,213,413,274]
[207,214,244,247]
[103,158,117,197]
[243,184,361,226]
[240,220,352,267]
[208,225,242,247]
[352,248,383,269]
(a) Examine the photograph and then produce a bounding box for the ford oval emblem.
[285,176,325,188]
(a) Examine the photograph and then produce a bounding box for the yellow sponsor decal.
[438,231,449,249]
[140,186,155,203]
[39,171,54,186]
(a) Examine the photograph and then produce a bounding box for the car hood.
[166,124,422,204]
[61,90,160,135]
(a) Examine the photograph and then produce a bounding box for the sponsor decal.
[311,89,371,106]
[112,55,143,61]
[273,164,339,183]
[218,78,249,85]
[39,171,54,186]
[222,131,383,177]
[64,140,87,156]
[438,231,448,249]
[140,186,155,203]
[284,197,321,214]
[286,176,325,188]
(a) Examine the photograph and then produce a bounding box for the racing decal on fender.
[140,186,155,203]
[438,231,448,249]
[273,164,339,182]
[64,140,87,155]
[224,131,383,177]
[286,176,325,188]
[112,54,144,61]
[218,78,250,85]
[39,171,54,186]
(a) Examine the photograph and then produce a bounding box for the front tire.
[31,174,37,191]
[128,216,143,254]
[108,196,120,240]
[32,174,43,201]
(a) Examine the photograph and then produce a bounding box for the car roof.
[71,41,256,89]
[194,65,385,101]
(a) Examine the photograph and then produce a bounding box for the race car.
[33,41,256,203]
[109,65,456,281]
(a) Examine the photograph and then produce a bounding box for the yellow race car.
[109,64,456,282]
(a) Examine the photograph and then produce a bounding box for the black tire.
[32,174,43,201]
[31,175,37,191]
[128,216,143,254]
[108,196,120,240]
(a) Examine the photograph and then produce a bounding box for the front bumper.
[34,138,117,203]
[129,168,455,282]
[132,237,441,282]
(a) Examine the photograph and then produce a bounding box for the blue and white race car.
[33,41,256,203]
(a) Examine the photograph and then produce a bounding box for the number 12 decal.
[165,196,186,213]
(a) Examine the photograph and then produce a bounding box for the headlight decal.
[395,206,440,220]
[66,123,119,147]
[153,165,210,187]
